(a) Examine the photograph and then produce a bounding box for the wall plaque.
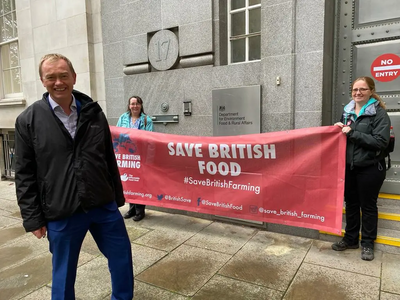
[212,86,261,136]
[148,30,179,71]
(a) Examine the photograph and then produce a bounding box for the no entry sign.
[371,53,400,82]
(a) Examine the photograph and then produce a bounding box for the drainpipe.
[290,0,297,129]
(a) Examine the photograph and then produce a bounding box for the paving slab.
[131,243,168,275]
[3,177,400,300]
[305,239,382,277]
[0,192,17,201]
[79,224,148,257]
[192,274,283,300]
[125,225,151,241]
[134,280,189,299]
[0,180,16,192]
[0,215,22,229]
[21,252,102,298]
[0,234,49,272]
[77,250,98,265]
[184,221,257,255]
[133,227,199,252]
[0,236,94,280]
[0,224,26,247]
[382,253,400,295]
[79,224,150,257]
[0,252,52,300]
[284,263,380,300]
[0,208,11,217]
[80,231,103,256]
[137,244,232,296]
[381,292,400,300]
[127,210,214,252]
[19,286,51,300]
[101,294,112,300]
[74,256,114,300]
[0,204,18,218]
[219,231,312,291]
[127,209,212,232]
[0,198,20,214]
[10,211,22,219]
[0,184,17,201]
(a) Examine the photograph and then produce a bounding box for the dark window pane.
[231,39,246,63]
[231,0,245,10]
[249,8,261,33]
[231,11,245,36]
[249,35,261,61]
[249,0,261,5]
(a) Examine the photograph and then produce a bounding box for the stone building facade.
[102,0,335,134]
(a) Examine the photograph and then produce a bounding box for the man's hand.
[32,226,47,239]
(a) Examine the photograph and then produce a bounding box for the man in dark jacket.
[15,54,134,299]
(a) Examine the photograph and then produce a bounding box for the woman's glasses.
[352,88,370,93]
[130,103,141,106]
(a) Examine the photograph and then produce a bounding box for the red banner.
[111,126,346,234]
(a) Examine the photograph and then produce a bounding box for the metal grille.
[2,132,15,178]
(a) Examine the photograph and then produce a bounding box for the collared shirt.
[48,95,78,138]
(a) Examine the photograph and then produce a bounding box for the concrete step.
[338,206,400,231]
[320,193,400,254]
[319,228,400,254]
[378,215,400,231]
[378,193,400,207]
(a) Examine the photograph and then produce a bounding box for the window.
[0,0,21,98]
[229,0,261,64]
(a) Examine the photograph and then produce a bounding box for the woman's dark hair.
[127,96,145,115]
[352,76,386,109]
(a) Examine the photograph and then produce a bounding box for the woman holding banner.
[117,96,153,221]
[331,76,390,261]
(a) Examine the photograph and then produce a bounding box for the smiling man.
[14,54,134,299]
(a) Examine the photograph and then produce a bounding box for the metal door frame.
[333,0,400,194]
[333,0,400,121]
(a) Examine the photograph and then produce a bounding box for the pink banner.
[111,126,346,234]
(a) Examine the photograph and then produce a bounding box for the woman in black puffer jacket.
[331,76,391,262]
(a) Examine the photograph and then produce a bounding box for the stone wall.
[102,0,334,135]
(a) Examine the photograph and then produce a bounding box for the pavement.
[1,179,400,300]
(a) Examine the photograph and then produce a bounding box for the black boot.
[132,212,145,221]
[123,204,136,219]
[132,205,145,221]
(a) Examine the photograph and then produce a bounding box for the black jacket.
[15,90,125,232]
[341,100,391,168]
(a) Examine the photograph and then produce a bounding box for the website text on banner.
[110,126,346,234]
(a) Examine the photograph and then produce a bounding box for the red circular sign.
[370,53,400,82]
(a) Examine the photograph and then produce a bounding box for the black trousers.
[127,203,145,215]
[343,161,386,248]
